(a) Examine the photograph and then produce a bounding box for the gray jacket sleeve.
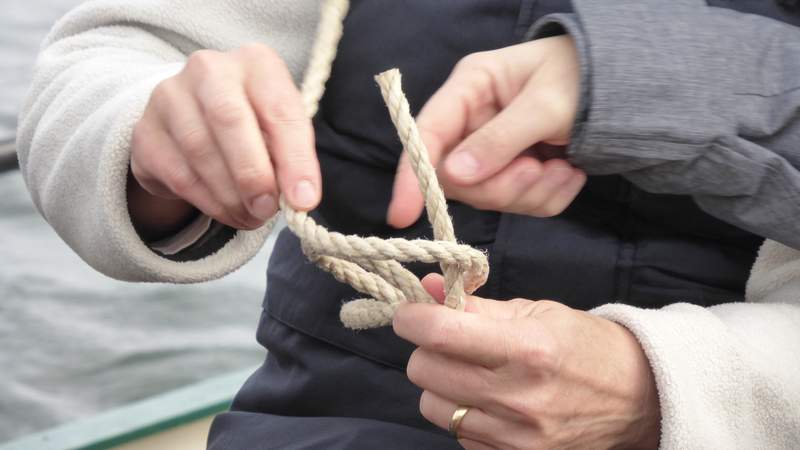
[530,0,800,248]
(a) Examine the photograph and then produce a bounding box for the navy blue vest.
[213,1,797,447]
[264,0,774,372]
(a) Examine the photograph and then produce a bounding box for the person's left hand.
[387,36,586,228]
[393,274,661,450]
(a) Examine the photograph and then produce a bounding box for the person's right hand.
[130,43,320,232]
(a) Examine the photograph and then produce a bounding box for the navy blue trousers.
[208,312,460,450]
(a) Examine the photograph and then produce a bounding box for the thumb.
[442,83,560,186]
[386,151,425,229]
[386,125,448,228]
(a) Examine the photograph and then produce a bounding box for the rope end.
[340,298,397,330]
[374,68,401,83]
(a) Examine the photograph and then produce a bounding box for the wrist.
[612,321,661,450]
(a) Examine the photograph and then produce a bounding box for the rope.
[275,0,489,330]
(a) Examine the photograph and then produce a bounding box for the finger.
[158,80,254,228]
[194,55,278,222]
[530,167,586,217]
[386,116,469,228]
[387,62,499,228]
[386,150,425,228]
[420,273,446,304]
[408,349,497,406]
[132,123,233,225]
[131,117,181,199]
[393,302,509,366]
[514,159,578,218]
[245,45,320,211]
[442,84,559,186]
[192,53,277,222]
[442,155,543,213]
[420,273,519,321]
[150,152,223,224]
[419,390,508,445]
[191,68,275,227]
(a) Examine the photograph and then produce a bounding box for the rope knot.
[277,1,489,329]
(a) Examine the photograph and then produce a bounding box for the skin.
[129,35,660,448]
[129,43,320,240]
[386,37,660,449]
[386,36,586,228]
[394,274,661,450]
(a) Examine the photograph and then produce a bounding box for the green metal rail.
[0,367,255,450]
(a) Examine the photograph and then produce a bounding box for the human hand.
[130,43,320,235]
[393,274,661,450]
[388,36,586,228]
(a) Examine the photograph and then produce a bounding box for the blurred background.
[0,1,274,446]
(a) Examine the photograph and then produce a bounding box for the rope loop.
[276,0,489,329]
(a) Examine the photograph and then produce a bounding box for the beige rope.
[276,0,489,329]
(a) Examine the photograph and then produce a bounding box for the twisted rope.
[276,0,489,329]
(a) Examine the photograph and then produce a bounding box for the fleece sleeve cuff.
[591,301,800,449]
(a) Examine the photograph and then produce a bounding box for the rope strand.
[275,0,489,329]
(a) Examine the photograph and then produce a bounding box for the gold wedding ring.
[448,405,471,438]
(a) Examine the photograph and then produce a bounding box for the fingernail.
[446,151,479,180]
[292,180,317,209]
[250,194,277,221]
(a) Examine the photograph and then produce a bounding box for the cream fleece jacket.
[16,1,800,448]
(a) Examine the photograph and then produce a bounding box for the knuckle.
[131,121,151,153]
[507,298,531,310]
[418,391,434,421]
[228,204,256,225]
[471,197,495,211]
[463,70,496,108]
[279,147,316,171]
[504,394,536,420]
[262,96,306,127]
[533,89,572,124]
[534,299,565,313]
[521,192,547,214]
[237,42,279,60]
[217,215,244,230]
[233,166,273,195]
[536,202,567,218]
[507,431,543,450]
[131,133,160,177]
[129,157,154,188]
[151,78,179,109]
[129,156,145,180]
[238,219,264,231]
[201,202,226,220]
[451,56,497,108]
[456,51,492,71]
[176,126,213,158]
[519,338,559,373]
[405,350,425,386]
[164,165,199,196]
[492,194,516,211]
[472,123,508,148]
[205,96,249,127]
[186,49,222,74]
[429,316,460,353]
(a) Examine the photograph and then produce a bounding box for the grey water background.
[0,0,275,441]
